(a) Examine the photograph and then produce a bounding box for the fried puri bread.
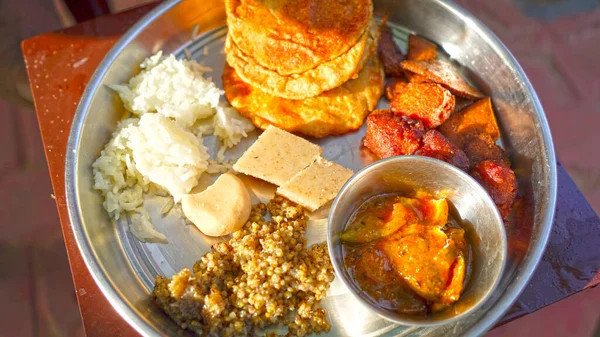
[223,55,384,138]
[225,20,379,100]
[225,0,373,76]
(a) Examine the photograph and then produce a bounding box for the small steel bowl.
[328,156,507,327]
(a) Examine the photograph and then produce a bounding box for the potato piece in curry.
[341,192,471,315]
[341,194,448,243]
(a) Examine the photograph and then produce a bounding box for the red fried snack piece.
[364,111,426,158]
[463,135,510,166]
[407,34,438,61]
[378,23,405,77]
[470,160,517,219]
[439,97,500,149]
[417,130,470,171]
[391,83,455,128]
[400,59,484,99]
[384,77,409,100]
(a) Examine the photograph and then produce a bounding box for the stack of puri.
[370,26,518,220]
[222,0,384,138]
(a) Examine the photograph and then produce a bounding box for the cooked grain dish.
[152,196,335,337]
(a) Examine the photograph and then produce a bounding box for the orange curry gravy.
[341,192,473,315]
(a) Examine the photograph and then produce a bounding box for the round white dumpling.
[181,173,251,237]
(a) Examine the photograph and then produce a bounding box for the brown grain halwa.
[152,196,335,337]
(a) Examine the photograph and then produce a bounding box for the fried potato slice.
[470,160,517,219]
[364,111,425,158]
[377,23,405,77]
[384,77,409,100]
[438,97,500,149]
[390,83,455,128]
[463,134,510,166]
[405,71,427,83]
[417,130,470,171]
[400,59,484,99]
[407,34,438,61]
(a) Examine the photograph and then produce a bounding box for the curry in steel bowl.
[341,191,473,316]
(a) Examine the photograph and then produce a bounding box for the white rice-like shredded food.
[126,113,209,202]
[93,118,148,220]
[109,51,222,128]
[93,52,255,242]
[213,103,255,149]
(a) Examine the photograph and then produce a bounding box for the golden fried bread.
[226,0,373,75]
[225,20,378,100]
[223,55,384,138]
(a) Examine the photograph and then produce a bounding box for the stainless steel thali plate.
[65,0,557,336]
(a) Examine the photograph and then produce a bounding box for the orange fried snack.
[405,72,427,83]
[384,77,409,100]
[364,111,425,158]
[390,83,455,128]
[470,160,517,219]
[417,130,470,171]
[400,59,484,99]
[407,34,438,61]
[377,23,405,77]
[463,134,510,166]
[438,97,500,149]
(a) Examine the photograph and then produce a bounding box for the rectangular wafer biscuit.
[277,157,354,211]
[233,126,322,186]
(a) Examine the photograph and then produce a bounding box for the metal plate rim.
[65,1,184,336]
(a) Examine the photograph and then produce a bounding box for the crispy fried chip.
[417,130,470,171]
[438,97,500,149]
[390,83,455,128]
[407,34,438,61]
[470,160,517,219]
[364,111,425,158]
[377,23,405,77]
[400,59,484,99]
[384,77,409,100]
